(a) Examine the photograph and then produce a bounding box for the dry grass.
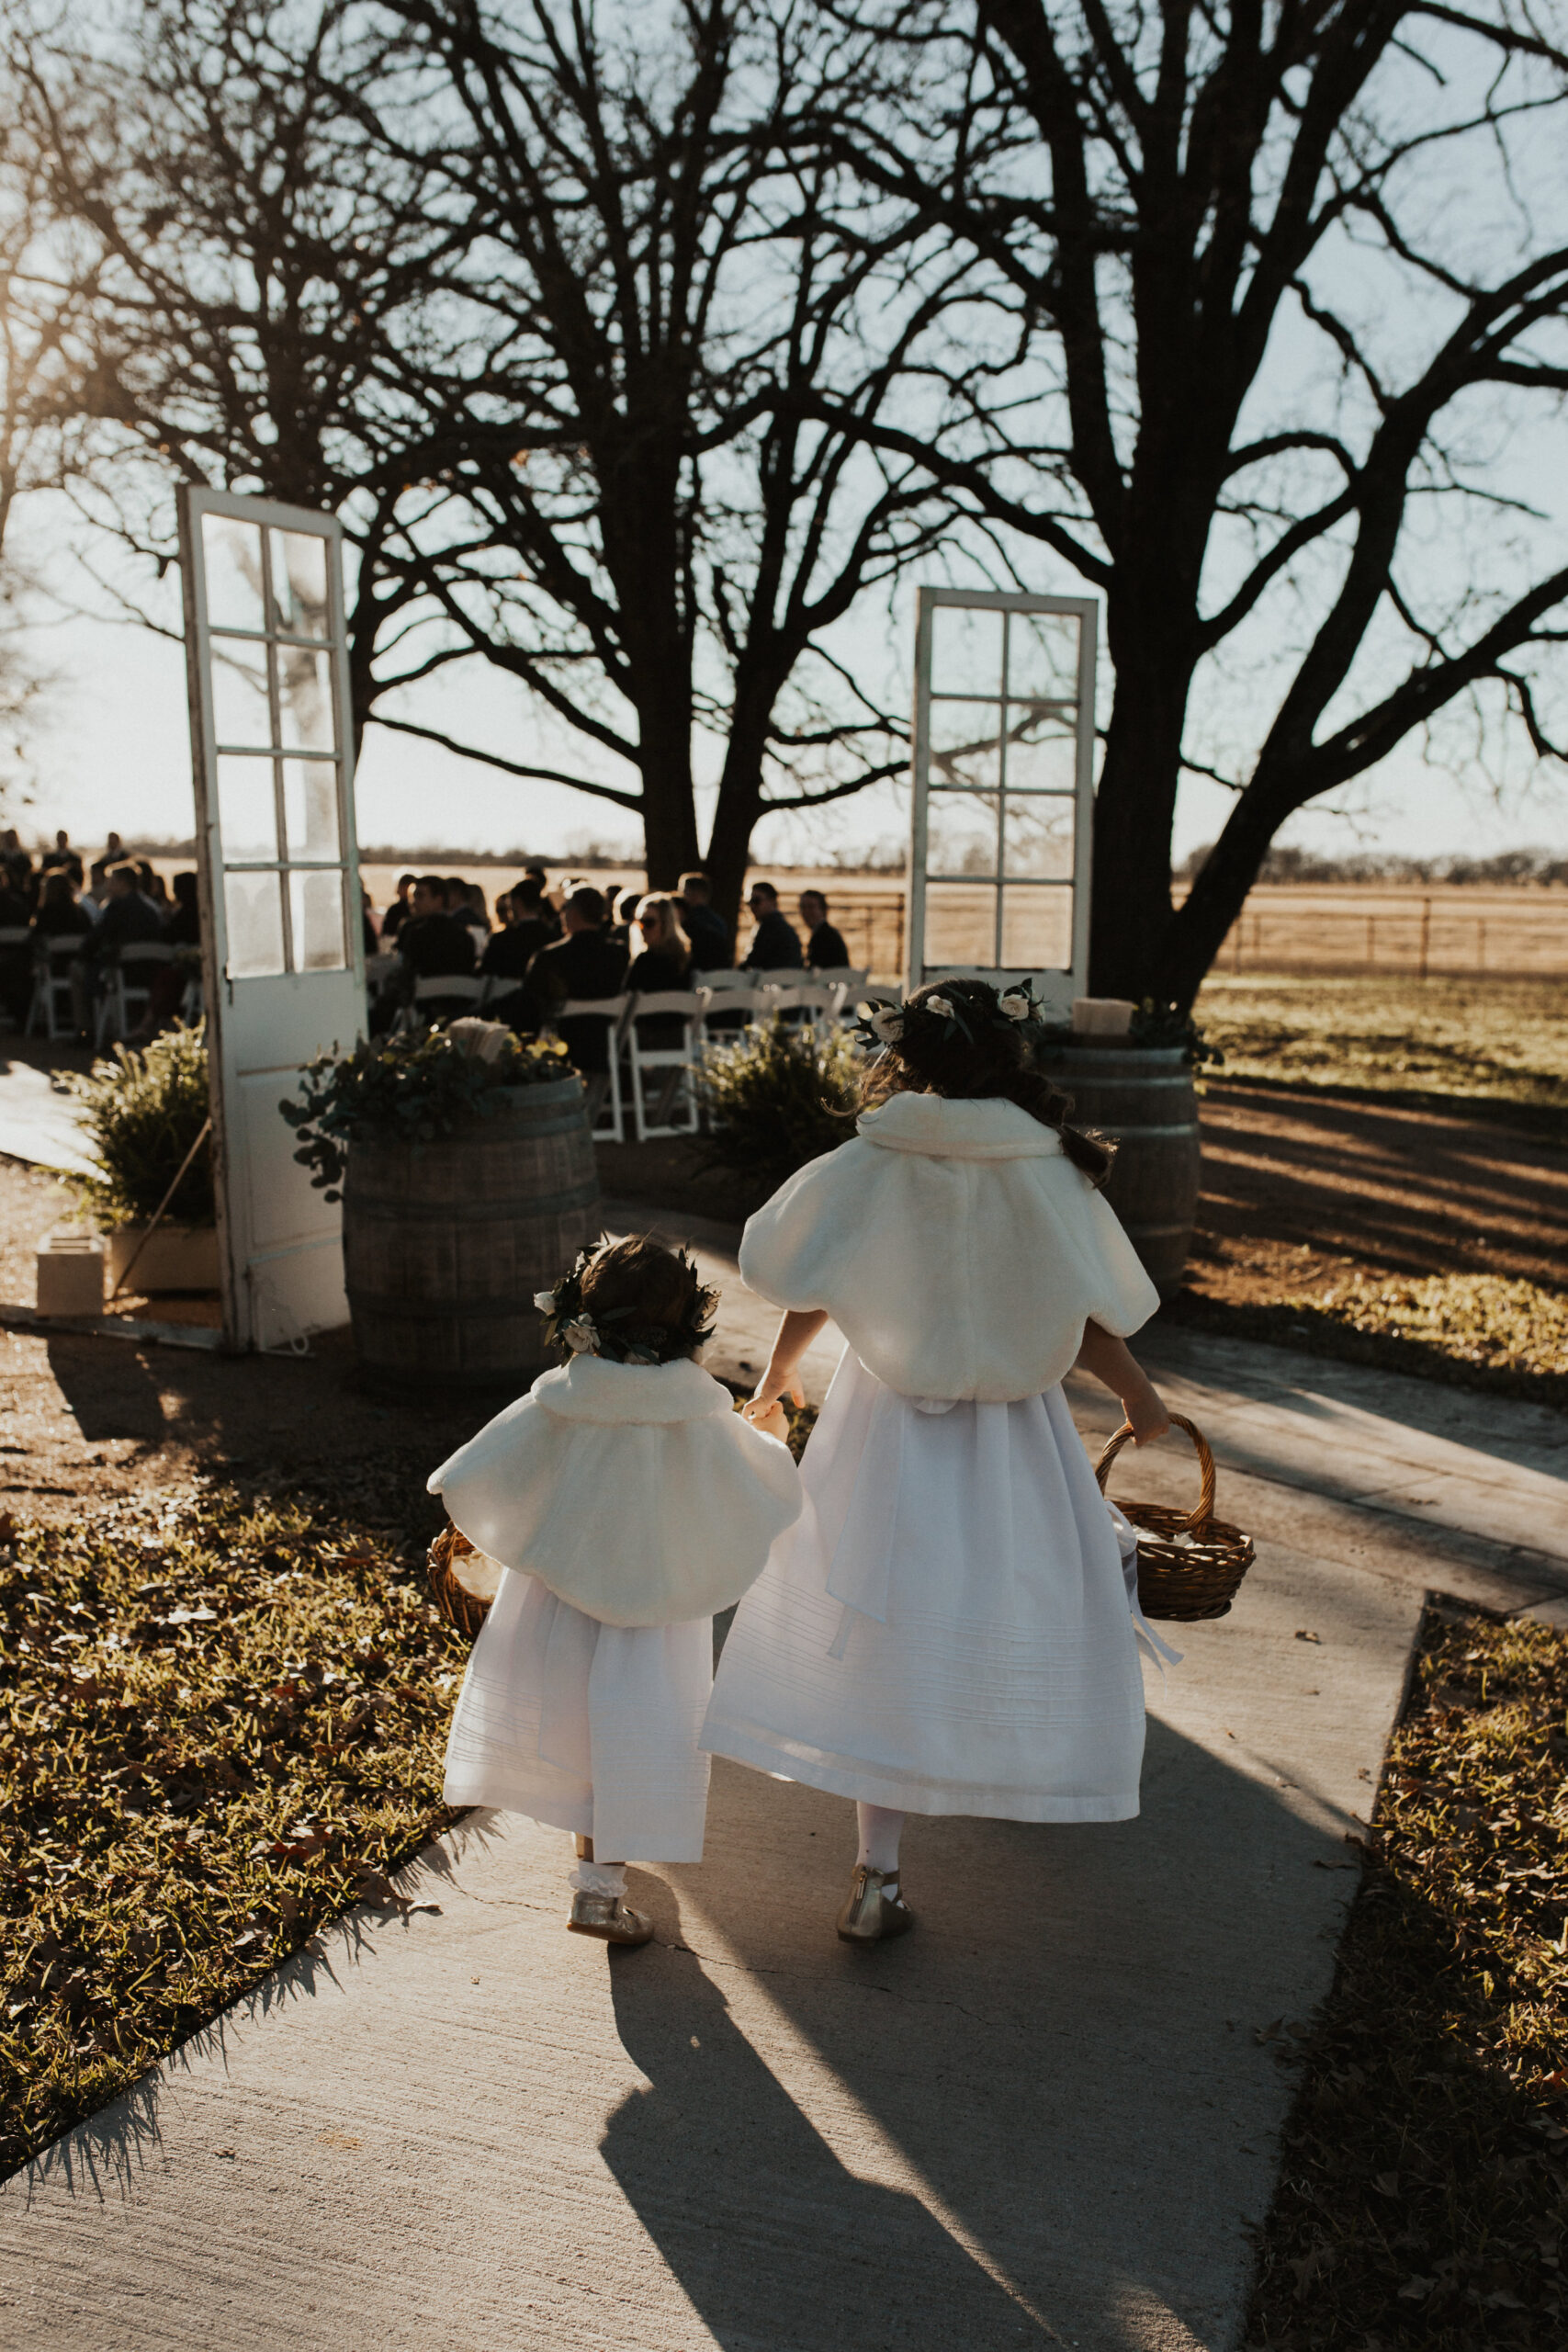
[0,1475,464,2180]
[1172,1274,1568,1413]
[1246,1603,1568,2349]
[1195,977,1568,1113]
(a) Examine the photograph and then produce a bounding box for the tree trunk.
[1087,620,1195,999]
[1157,766,1301,1011]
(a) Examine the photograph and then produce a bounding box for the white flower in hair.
[925,992,954,1019]
[998,989,1032,1022]
[864,1003,905,1043]
[534,1289,558,1313]
[562,1316,599,1353]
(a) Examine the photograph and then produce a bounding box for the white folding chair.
[363,949,402,1001]
[750,965,810,989]
[626,989,703,1143]
[95,940,173,1047]
[407,972,486,1025]
[694,967,748,991]
[763,981,843,1031]
[479,973,528,1026]
[695,983,773,1053]
[26,934,85,1040]
[814,966,867,994]
[547,993,631,1140]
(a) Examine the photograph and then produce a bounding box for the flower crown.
[852,979,1045,1056]
[534,1247,717,1366]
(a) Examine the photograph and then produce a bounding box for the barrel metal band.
[347,1180,602,1224]
[350,1293,552,1322]
[1097,1122,1201,1140]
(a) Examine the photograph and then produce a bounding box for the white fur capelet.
[739,1091,1160,1403]
[427,1353,802,1628]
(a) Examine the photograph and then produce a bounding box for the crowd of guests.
[0,829,202,1043]
[366,865,853,1067]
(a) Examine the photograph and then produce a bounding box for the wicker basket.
[1094,1412,1255,1623]
[428,1521,501,1640]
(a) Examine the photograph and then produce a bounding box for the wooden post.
[1418,896,1430,982]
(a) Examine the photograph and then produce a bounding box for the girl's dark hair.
[579,1233,717,1361]
[859,977,1114,1185]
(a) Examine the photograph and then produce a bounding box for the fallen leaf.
[1398,2276,1436,2302]
[1373,2171,1400,2196]
[1255,2018,1285,2045]
[1295,1630,1323,1645]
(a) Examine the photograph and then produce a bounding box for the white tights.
[855,1802,906,1879]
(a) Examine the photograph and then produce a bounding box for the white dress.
[434,1351,802,1860]
[700,1092,1174,1821]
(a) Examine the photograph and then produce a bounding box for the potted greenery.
[282,1019,602,1391]
[66,1023,219,1293]
[694,1015,861,1212]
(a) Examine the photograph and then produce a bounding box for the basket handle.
[1094,1412,1217,1535]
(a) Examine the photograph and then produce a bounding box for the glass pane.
[925,881,997,967]
[215,756,279,865]
[201,514,265,633]
[1003,711,1078,795]
[1006,609,1080,702]
[276,644,335,752]
[210,639,274,751]
[1003,799,1076,880]
[269,529,331,639]
[928,792,999,878]
[224,869,286,978]
[931,604,1003,697]
[929,700,1001,794]
[281,759,341,862]
[1001,885,1074,970]
[288,868,346,971]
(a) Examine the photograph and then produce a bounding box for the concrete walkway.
[3,1210,1563,2351]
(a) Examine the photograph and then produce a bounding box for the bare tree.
[804,1,1568,1003]
[15,0,961,917]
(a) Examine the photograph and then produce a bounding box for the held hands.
[743,1397,791,1444]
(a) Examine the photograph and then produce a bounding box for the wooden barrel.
[341,1076,602,1391]
[1035,1045,1201,1295]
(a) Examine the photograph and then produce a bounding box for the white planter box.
[106,1224,220,1295]
[37,1230,106,1317]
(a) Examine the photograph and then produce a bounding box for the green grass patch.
[0,1476,464,2180]
[1196,977,1568,1114]
[1170,1274,1568,1414]
[1246,1602,1568,2349]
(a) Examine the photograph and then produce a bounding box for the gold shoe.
[836,1865,915,1944]
[568,1890,655,1947]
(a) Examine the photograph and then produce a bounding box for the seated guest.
[607,886,641,952]
[127,872,202,1046]
[523,885,628,1073]
[457,880,491,948]
[481,878,553,984]
[72,861,165,1035]
[523,862,562,939]
[740,879,803,972]
[29,869,93,947]
[678,869,731,968]
[360,883,379,961]
[0,865,39,1025]
[396,875,479,977]
[626,894,694,1049]
[380,872,416,939]
[135,860,168,910]
[798,888,850,969]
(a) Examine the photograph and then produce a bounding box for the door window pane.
[269,529,331,639]
[1002,799,1076,880]
[288,868,347,971]
[1005,610,1080,702]
[927,793,999,878]
[931,604,1003,697]
[1003,713,1078,795]
[211,639,274,751]
[224,869,286,978]
[276,645,335,752]
[925,881,997,967]
[1001,885,1074,970]
[215,757,279,864]
[282,759,341,862]
[201,514,265,634]
[929,701,1001,794]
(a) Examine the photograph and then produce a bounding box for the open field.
[1194,976,1568,1113]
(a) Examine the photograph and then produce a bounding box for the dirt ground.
[2,1076,1562,1521]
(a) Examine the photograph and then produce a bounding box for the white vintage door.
[177,485,367,1351]
[907,588,1097,1011]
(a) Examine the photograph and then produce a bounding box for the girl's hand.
[745,1398,790,1443]
[1125,1380,1171,1446]
[743,1371,805,1420]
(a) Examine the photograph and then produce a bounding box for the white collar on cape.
[530,1350,732,1427]
[856,1091,1064,1161]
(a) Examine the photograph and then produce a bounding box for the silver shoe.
[836,1865,915,1944]
[567,1890,655,1946]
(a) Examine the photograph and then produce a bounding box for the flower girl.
[701,978,1175,1942]
[432,1236,801,1946]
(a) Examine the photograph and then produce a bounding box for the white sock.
[571,1859,626,1898]
[855,1803,905,1878]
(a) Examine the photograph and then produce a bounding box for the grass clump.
[1195,977,1568,1115]
[1246,1603,1568,2349]
[695,1017,861,1206]
[0,1477,464,2179]
[65,1022,214,1227]
[1171,1273,1568,1413]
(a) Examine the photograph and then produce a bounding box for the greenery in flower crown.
[280,1021,573,1199]
[852,978,1049,1056]
[536,1247,717,1366]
